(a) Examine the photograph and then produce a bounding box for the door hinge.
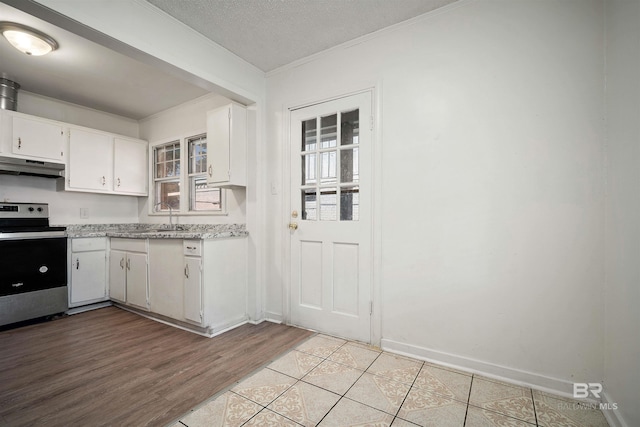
[200,310,203,320]
[370,301,373,315]
[370,116,374,131]
[228,108,231,119]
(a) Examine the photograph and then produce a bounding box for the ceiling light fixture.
[0,22,58,56]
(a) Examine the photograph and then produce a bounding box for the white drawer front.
[71,237,107,252]
[183,240,202,256]
[111,238,147,253]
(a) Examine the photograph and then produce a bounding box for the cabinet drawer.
[111,238,147,253]
[71,237,107,252]
[183,240,202,256]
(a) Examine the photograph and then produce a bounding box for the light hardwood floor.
[0,306,313,427]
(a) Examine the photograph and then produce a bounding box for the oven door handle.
[0,231,66,240]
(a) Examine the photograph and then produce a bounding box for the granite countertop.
[63,223,248,239]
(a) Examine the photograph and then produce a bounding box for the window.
[154,141,180,211]
[188,135,221,211]
[152,134,222,214]
[301,109,359,221]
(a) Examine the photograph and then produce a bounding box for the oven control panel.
[0,203,49,219]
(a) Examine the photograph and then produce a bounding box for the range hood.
[0,156,65,178]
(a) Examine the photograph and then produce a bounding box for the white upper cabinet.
[0,111,65,163]
[65,126,148,196]
[206,103,247,187]
[67,127,113,192]
[114,137,147,195]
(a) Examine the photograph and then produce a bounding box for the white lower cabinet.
[147,237,246,334]
[109,250,127,303]
[109,238,149,310]
[183,256,202,324]
[148,240,184,320]
[69,237,108,307]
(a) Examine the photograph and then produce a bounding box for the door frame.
[280,85,383,346]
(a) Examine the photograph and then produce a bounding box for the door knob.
[289,222,298,230]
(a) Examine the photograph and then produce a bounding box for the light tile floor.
[171,334,610,427]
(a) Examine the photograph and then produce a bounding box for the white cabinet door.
[206,103,246,187]
[184,257,202,324]
[126,252,148,309]
[148,240,183,319]
[12,115,65,162]
[114,137,147,195]
[68,128,113,191]
[70,251,106,304]
[109,250,127,302]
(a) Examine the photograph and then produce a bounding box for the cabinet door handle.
[184,263,190,278]
[18,137,21,149]
[76,258,80,269]
[120,257,125,269]
[102,176,106,186]
[208,165,212,177]
[117,177,121,187]
[186,246,196,250]
[126,258,131,270]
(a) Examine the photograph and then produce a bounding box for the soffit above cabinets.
[0,2,209,120]
[145,0,460,72]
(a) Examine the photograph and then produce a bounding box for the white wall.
[138,92,246,225]
[604,0,640,426]
[266,0,604,394]
[19,92,140,138]
[0,175,139,225]
[1,92,141,225]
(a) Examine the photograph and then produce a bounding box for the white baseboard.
[66,301,112,315]
[381,338,579,399]
[264,311,284,323]
[602,391,627,427]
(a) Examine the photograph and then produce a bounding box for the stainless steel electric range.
[0,202,67,327]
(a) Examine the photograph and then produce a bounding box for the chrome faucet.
[154,201,175,230]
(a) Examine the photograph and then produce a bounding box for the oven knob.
[37,207,43,212]
[28,207,34,212]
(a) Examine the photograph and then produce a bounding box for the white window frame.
[149,131,226,217]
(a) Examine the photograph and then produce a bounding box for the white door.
[68,128,113,191]
[114,138,148,195]
[289,91,373,343]
[70,251,106,304]
[12,115,65,162]
[126,252,148,310]
[184,257,203,324]
[109,250,126,302]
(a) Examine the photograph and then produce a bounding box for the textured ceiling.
[146,0,459,72]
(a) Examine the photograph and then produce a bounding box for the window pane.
[341,109,359,145]
[340,186,359,221]
[302,119,317,152]
[302,189,317,220]
[154,142,180,179]
[189,135,207,174]
[190,177,221,211]
[320,151,337,184]
[340,148,359,183]
[320,114,337,148]
[156,181,180,210]
[320,188,337,221]
[302,153,317,185]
